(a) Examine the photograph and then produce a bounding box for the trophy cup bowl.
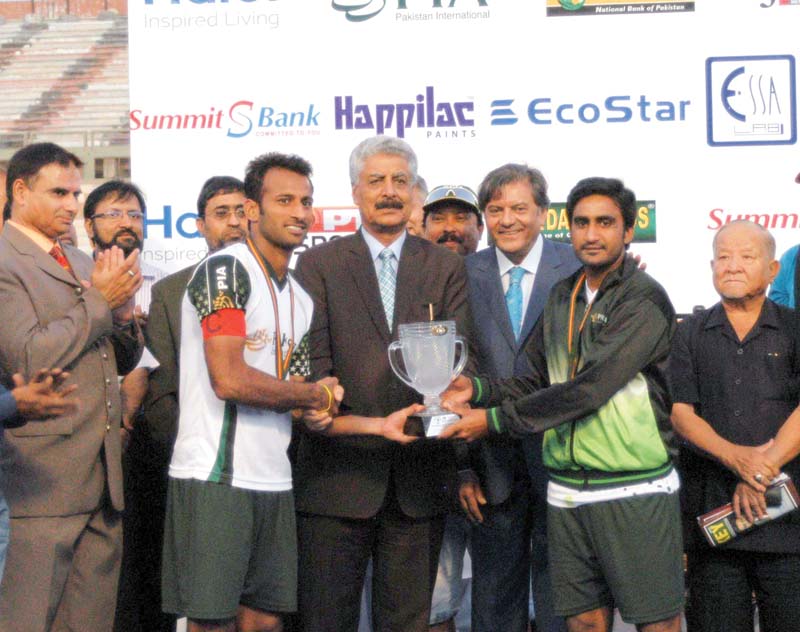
[387,320,468,438]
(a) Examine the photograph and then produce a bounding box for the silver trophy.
[388,320,468,438]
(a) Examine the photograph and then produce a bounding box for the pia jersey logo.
[706,55,796,146]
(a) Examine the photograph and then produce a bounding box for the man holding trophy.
[293,135,474,632]
[441,177,684,632]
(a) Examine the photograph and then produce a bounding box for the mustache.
[375,199,404,210]
[113,228,141,242]
[437,232,463,244]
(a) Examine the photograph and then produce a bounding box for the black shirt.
[668,299,800,552]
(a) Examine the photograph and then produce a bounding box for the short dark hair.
[197,176,245,218]
[84,180,146,221]
[244,153,313,203]
[566,177,637,230]
[7,142,83,213]
[477,163,550,213]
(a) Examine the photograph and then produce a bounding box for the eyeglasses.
[210,207,247,221]
[92,210,145,221]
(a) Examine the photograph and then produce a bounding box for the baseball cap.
[423,185,480,218]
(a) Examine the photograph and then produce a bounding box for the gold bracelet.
[320,384,334,414]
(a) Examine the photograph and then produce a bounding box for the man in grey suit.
[0,142,143,631]
[462,164,576,632]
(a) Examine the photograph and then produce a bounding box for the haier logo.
[129,100,320,139]
[332,0,487,22]
[143,0,277,5]
[706,55,796,146]
[334,86,474,138]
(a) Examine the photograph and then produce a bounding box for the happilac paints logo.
[334,86,475,139]
[129,100,320,138]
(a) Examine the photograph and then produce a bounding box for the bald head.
[713,219,775,260]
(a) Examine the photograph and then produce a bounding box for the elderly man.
[442,177,683,632]
[0,142,143,632]
[669,219,800,632]
[294,135,474,632]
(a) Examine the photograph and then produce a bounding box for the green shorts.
[161,477,297,620]
[548,492,684,625]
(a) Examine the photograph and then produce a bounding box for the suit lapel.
[393,236,424,332]
[5,224,79,287]
[347,232,392,342]
[519,238,562,345]
[476,248,517,352]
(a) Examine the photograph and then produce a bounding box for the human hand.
[315,376,343,416]
[459,480,487,523]
[629,252,647,271]
[440,374,473,408]
[90,246,143,311]
[11,369,78,419]
[722,444,778,493]
[302,408,333,433]
[438,404,488,442]
[732,481,768,525]
[379,404,424,444]
[134,305,148,329]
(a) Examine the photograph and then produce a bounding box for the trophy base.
[403,410,460,438]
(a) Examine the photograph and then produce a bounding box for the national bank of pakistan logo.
[560,0,586,9]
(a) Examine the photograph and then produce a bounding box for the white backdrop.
[128,0,800,313]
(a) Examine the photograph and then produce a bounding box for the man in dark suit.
[0,142,143,631]
[293,135,474,632]
[114,175,248,632]
[463,164,577,632]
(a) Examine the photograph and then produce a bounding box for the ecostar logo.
[129,100,320,138]
[331,0,487,22]
[489,94,690,126]
[334,86,474,138]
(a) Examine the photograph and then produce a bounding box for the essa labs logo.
[332,0,487,22]
[335,86,475,139]
[706,55,796,146]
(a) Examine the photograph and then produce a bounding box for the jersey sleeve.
[288,332,311,378]
[187,255,251,339]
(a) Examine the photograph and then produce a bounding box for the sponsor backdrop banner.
[128,0,799,313]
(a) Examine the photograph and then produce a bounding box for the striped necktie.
[378,248,396,330]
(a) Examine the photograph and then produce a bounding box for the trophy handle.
[387,341,416,389]
[451,336,468,379]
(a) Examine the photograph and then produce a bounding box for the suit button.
[102,353,108,360]
[107,401,112,408]
[75,287,82,295]
[106,424,111,431]
[106,378,111,385]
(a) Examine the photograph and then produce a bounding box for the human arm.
[306,404,423,444]
[466,292,673,438]
[1,369,77,426]
[768,245,796,307]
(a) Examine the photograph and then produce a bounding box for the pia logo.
[706,55,796,146]
[332,0,487,22]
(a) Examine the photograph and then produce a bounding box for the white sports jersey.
[170,241,313,491]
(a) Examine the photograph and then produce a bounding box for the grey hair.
[414,175,428,198]
[348,135,418,186]
[713,219,776,259]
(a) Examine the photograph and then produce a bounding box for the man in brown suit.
[0,143,143,632]
[293,135,474,632]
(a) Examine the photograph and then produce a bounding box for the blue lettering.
[226,100,253,138]
[605,96,632,122]
[528,98,552,124]
[177,212,201,239]
[144,205,173,239]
